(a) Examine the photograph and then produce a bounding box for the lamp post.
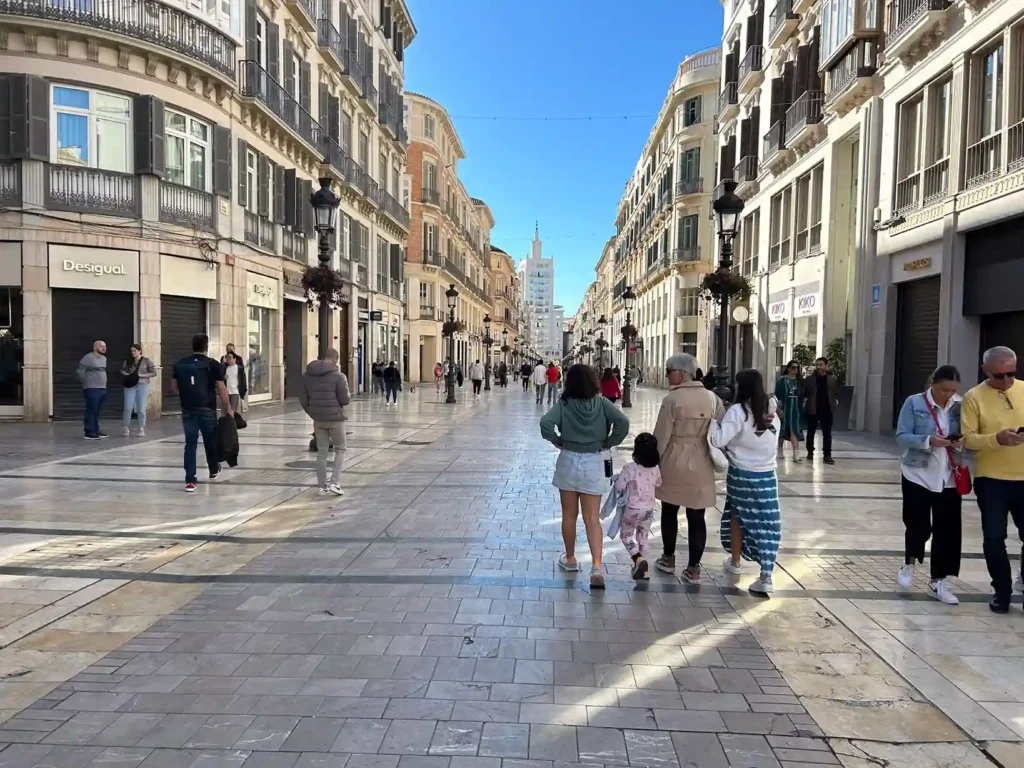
[597,314,608,371]
[445,284,459,404]
[621,286,637,408]
[309,175,341,359]
[712,180,746,397]
[483,313,493,391]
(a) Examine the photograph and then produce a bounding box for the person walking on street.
[546,361,560,404]
[895,365,966,605]
[653,353,724,583]
[803,356,840,464]
[614,433,662,580]
[775,361,804,462]
[456,363,465,389]
[170,334,233,492]
[521,361,533,392]
[120,344,156,436]
[382,360,402,406]
[533,360,548,404]
[541,363,630,588]
[223,351,248,414]
[78,340,109,440]
[601,367,622,403]
[498,360,508,387]
[470,359,485,397]
[961,346,1024,614]
[371,361,384,396]
[298,348,350,497]
[711,369,782,595]
[434,362,444,393]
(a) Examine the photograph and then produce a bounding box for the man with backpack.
[171,333,233,493]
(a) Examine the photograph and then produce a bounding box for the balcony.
[45,164,139,218]
[159,181,216,233]
[317,18,350,75]
[719,81,739,125]
[734,155,759,198]
[0,161,20,206]
[345,157,367,196]
[768,0,799,48]
[894,172,921,215]
[965,134,1001,189]
[824,42,877,117]
[362,74,378,114]
[283,0,316,35]
[259,216,275,251]
[344,50,364,96]
[762,120,791,173]
[1010,119,1024,174]
[243,211,259,248]
[379,99,397,139]
[423,249,443,267]
[792,0,815,11]
[675,177,703,202]
[738,46,765,96]
[785,90,824,149]
[322,135,350,184]
[422,187,440,206]
[239,60,322,153]
[0,0,235,83]
[380,188,409,230]
[416,305,437,321]
[922,158,949,206]
[886,0,951,63]
[671,246,702,264]
[365,178,380,209]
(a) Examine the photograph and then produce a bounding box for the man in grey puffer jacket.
[298,348,350,496]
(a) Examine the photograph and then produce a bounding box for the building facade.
[403,93,494,383]
[611,48,722,387]
[488,245,521,370]
[0,0,414,420]
[520,228,560,362]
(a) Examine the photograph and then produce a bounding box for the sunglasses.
[666,368,678,375]
[992,371,1017,380]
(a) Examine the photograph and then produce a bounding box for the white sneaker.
[318,486,329,496]
[748,575,773,595]
[1015,569,1023,593]
[930,579,959,605]
[137,427,145,437]
[723,556,743,575]
[897,564,915,589]
[327,484,344,497]
[122,426,130,436]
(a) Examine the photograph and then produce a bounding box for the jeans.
[523,376,530,392]
[901,475,962,580]
[229,394,240,412]
[314,422,347,487]
[806,410,834,458]
[661,503,707,568]
[547,382,559,404]
[535,382,545,403]
[122,383,150,428]
[384,382,398,403]
[83,388,106,437]
[472,379,482,395]
[182,408,218,483]
[975,477,1024,601]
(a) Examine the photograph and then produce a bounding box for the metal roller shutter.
[893,276,940,424]
[51,289,135,421]
[160,295,207,410]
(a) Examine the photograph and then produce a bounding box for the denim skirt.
[552,449,607,496]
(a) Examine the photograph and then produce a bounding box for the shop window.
[794,314,818,357]
[52,86,132,172]
[165,109,211,192]
[769,321,787,372]
[681,332,698,357]
[247,305,272,397]
[0,287,23,407]
[794,165,823,258]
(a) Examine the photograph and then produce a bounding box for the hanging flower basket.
[698,269,752,303]
[500,344,511,353]
[620,323,637,341]
[594,338,609,349]
[442,319,466,337]
[301,265,347,310]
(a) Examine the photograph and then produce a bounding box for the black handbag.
[123,359,141,388]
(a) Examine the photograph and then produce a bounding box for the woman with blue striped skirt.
[710,369,782,595]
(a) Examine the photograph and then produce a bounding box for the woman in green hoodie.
[541,363,630,588]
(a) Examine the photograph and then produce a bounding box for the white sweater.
[710,399,780,472]
[469,363,485,380]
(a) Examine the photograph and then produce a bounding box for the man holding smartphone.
[962,346,1024,614]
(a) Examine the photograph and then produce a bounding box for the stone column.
[138,243,161,417]
[21,238,50,422]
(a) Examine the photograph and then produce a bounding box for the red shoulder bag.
[925,398,972,495]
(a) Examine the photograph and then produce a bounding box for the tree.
[792,343,815,372]
[825,337,848,386]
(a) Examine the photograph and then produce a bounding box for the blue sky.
[404,0,723,314]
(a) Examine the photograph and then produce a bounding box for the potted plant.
[698,269,752,303]
[301,264,347,309]
[442,319,466,337]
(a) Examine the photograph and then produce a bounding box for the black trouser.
[901,475,962,581]
[975,477,1024,601]
[522,376,530,392]
[661,503,707,568]
[472,379,482,395]
[806,410,833,458]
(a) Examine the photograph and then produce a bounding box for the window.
[683,96,702,126]
[929,78,951,163]
[681,332,698,357]
[679,288,700,316]
[423,162,437,191]
[254,14,266,67]
[680,147,700,181]
[678,215,699,255]
[979,43,1004,139]
[165,109,210,191]
[769,189,792,267]
[245,149,257,211]
[740,209,759,277]
[290,51,301,98]
[52,86,131,172]
[339,214,350,264]
[359,130,369,170]
[423,114,436,139]
[340,111,352,152]
[820,0,856,64]
[380,152,388,188]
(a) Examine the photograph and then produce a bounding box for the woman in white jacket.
[709,369,782,595]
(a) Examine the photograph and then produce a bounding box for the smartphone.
[1017,427,1024,434]
[946,433,963,441]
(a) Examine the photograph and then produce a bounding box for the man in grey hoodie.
[77,340,109,440]
[298,348,351,496]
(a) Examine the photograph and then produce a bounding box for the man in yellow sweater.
[962,346,1024,614]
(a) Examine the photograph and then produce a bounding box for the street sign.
[871,285,880,308]
[370,310,383,321]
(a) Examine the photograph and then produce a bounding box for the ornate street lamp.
[483,313,493,391]
[712,180,745,396]
[501,328,509,372]
[621,286,637,408]
[309,175,340,359]
[445,284,459,404]
[597,314,608,371]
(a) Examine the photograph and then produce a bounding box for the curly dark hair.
[561,363,600,401]
[632,432,659,468]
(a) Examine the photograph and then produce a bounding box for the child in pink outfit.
[614,432,662,580]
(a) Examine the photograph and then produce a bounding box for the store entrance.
[894,276,940,425]
[283,299,304,399]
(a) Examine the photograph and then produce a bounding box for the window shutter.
[267,22,280,81]
[319,83,330,128]
[283,168,297,227]
[389,243,400,280]
[300,60,311,115]
[383,5,392,39]
[212,125,231,197]
[273,163,285,224]
[784,61,796,105]
[10,75,43,162]
[257,154,270,216]
[796,45,810,98]
[770,77,786,125]
[348,19,359,61]
[133,95,164,177]
[244,0,257,61]
[301,179,315,238]
[237,139,248,207]
[810,27,821,89]
[26,75,49,163]
[395,29,403,61]
[350,215,359,264]
[339,1,350,37]
[283,40,295,96]
[748,106,760,157]
[9,76,28,161]
[0,77,10,160]
[328,95,340,141]
[294,175,305,232]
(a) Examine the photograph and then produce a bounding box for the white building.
[520,227,560,361]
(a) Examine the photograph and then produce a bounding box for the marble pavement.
[0,384,1022,768]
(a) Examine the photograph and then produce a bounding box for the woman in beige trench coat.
[652,353,725,583]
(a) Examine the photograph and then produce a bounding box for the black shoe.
[97,433,110,439]
[84,435,101,441]
[989,597,1010,614]
[632,558,650,580]
[806,452,814,461]
[824,457,835,465]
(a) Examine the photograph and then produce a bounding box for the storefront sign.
[768,300,788,322]
[283,268,304,299]
[794,293,819,318]
[370,310,383,321]
[161,254,217,300]
[903,257,932,272]
[358,310,369,321]
[871,284,881,308]
[247,272,279,310]
[49,245,139,292]
[892,245,941,283]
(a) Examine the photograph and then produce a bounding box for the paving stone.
[518,705,587,727]
[479,724,530,758]
[280,719,347,753]
[183,716,256,749]
[234,716,301,751]
[668,733,727,768]
[717,735,781,768]
[622,731,678,768]
[575,727,627,766]
[428,723,482,756]
[380,721,439,756]
[331,721,390,754]
[527,726,577,762]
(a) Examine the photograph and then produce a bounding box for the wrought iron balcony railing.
[0,161,20,206]
[675,177,703,197]
[159,181,215,232]
[239,60,322,150]
[785,90,823,144]
[46,164,139,217]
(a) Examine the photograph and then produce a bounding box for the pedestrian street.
[0,385,1022,768]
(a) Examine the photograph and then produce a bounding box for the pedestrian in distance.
[711,369,782,595]
[600,367,622,403]
[298,348,350,497]
[541,363,630,589]
[613,432,662,580]
[382,360,402,406]
[533,359,548,404]
[78,340,109,440]
[470,359,485,397]
[961,346,1024,614]
[546,361,560,404]
[521,361,533,392]
[371,361,384,395]
[120,343,156,437]
[456,363,465,389]
[498,360,508,387]
[803,356,840,464]
[223,351,248,414]
[653,353,724,583]
[170,334,233,493]
[895,364,966,605]
[222,343,247,411]
[433,362,444,393]
[775,360,804,462]
[613,365,621,383]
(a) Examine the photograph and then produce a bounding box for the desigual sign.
[62,260,127,276]
[253,284,273,297]
[49,245,140,292]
